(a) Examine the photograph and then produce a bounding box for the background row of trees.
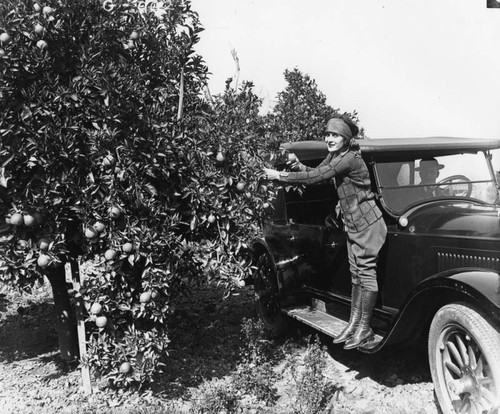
[0,0,361,387]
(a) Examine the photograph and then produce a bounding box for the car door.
[284,183,350,294]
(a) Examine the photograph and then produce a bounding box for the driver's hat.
[416,158,445,170]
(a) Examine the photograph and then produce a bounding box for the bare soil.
[0,281,441,414]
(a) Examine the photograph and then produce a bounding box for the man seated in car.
[416,158,446,197]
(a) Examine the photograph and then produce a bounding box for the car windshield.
[375,152,499,214]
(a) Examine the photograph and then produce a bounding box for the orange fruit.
[129,31,139,40]
[110,206,121,219]
[119,361,131,374]
[38,238,50,251]
[84,226,99,239]
[0,49,5,57]
[33,3,41,12]
[102,154,115,167]
[93,221,105,233]
[36,40,48,49]
[95,315,107,328]
[139,291,152,303]
[216,151,225,163]
[34,24,44,34]
[10,213,24,226]
[236,182,245,191]
[37,254,50,268]
[90,303,102,315]
[122,242,133,254]
[23,214,36,227]
[0,32,10,44]
[104,248,117,261]
[207,214,216,224]
[42,6,53,15]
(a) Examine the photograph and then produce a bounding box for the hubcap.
[437,328,498,413]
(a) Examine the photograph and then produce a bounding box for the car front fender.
[382,269,500,348]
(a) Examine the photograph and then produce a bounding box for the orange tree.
[0,0,272,387]
[264,68,364,150]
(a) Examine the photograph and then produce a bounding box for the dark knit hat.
[324,118,353,140]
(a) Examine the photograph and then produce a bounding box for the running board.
[282,305,383,352]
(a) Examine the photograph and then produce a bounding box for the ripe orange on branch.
[90,302,102,315]
[140,291,152,303]
[0,32,10,44]
[23,214,36,227]
[84,226,99,239]
[38,238,50,251]
[104,249,117,261]
[110,206,121,219]
[34,24,44,35]
[119,362,132,374]
[36,40,48,49]
[10,213,24,226]
[122,242,134,254]
[93,222,106,233]
[37,254,51,269]
[95,316,107,328]
[102,154,115,167]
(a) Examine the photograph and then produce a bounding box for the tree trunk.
[46,264,78,361]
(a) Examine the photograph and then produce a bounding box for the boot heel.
[343,290,378,350]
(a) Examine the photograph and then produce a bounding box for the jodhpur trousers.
[346,218,387,292]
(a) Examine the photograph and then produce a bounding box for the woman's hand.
[263,168,281,181]
[286,153,303,171]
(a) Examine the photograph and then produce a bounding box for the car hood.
[403,201,500,239]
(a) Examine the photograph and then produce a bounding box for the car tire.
[428,303,500,414]
[254,252,289,337]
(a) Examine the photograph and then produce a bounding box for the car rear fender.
[383,269,500,347]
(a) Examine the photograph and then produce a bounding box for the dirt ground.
[0,281,441,414]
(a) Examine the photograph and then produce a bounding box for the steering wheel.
[436,175,473,197]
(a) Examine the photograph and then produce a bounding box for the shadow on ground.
[288,319,433,388]
[151,285,257,399]
[0,295,59,362]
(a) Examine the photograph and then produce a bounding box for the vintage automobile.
[251,137,500,414]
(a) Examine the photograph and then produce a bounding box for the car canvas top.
[281,137,500,162]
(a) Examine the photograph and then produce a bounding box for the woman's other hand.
[286,153,303,171]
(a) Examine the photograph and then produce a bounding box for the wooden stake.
[177,66,185,121]
[67,260,93,395]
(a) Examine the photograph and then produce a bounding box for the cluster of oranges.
[0,3,55,56]
[5,210,53,268]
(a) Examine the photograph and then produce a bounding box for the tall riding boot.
[333,284,362,344]
[344,290,377,350]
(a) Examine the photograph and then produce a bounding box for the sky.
[190,0,500,144]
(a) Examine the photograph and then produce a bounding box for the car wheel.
[428,303,500,414]
[254,252,289,337]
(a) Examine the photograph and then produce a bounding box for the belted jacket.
[279,149,382,233]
